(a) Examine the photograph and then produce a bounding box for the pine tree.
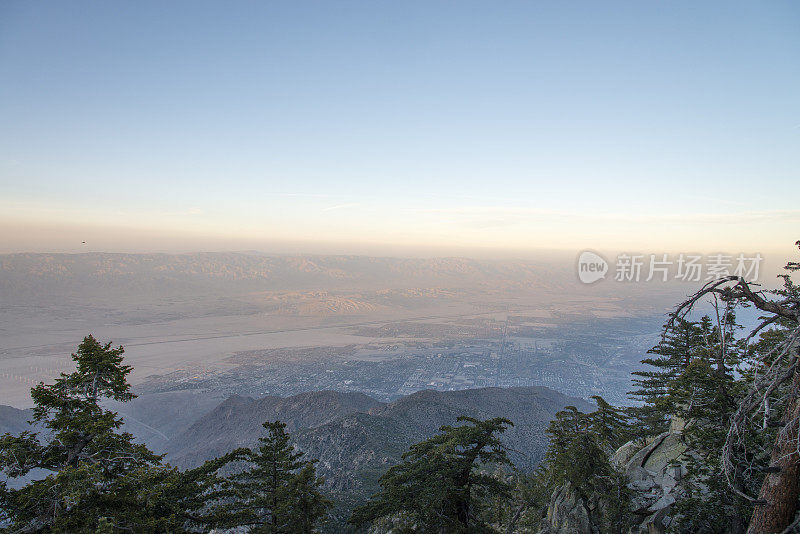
[745,248,800,533]
[0,335,171,532]
[668,309,754,533]
[629,318,704,435]
[544,405,586,452]
[535,404,631,534]
[350,416,513,533]
[283,463,332,533]
[670,358,753,533]
[586,395,630,451]
[197,420,331,533]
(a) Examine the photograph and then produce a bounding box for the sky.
[0,1,798,257]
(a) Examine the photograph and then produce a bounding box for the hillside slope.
[0,405,33,435]
[296,387,591,496]
[163,386,591,498]
[164,390,383,468]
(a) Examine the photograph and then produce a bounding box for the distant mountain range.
[0,252,565,299]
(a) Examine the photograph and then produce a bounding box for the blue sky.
[1,1,798,255]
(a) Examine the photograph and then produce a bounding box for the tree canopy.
[0,336,172,532]
[350,416,513,533]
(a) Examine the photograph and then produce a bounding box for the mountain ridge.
[0,252,564,298]
[162,386,592,498]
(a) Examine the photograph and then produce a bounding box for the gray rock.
[643,433,687,473]
[628,465,654,484]
[645,505,670,534]
[537,432,690,534]
[660,473,678,494]
[647,494,675,513]
[538,484,593,534]
[624,432,670,473]
[611,439,642,468]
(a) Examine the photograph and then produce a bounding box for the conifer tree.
[655,308,755,533]
[743,250,800,533]
[283,463,332,533]
[540,404,631,534]
[629,318,704,434]
[350,416,513,533]
[587,395,630,451]
[544,405,586,451]
[0,336,171,532]
[197,420,330,533]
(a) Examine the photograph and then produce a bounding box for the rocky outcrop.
[534,429,689,534]
[538,485,598,534]
[612,431,688,533]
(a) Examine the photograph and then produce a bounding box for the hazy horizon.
[0,236,795,271]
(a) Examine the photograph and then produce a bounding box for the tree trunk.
[747,367,800,534]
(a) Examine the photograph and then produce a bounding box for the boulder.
[535,432,690,534]
[541,484,593,534]
[647,494,675,513]
[643,433,687,474]
[611,439,642,469]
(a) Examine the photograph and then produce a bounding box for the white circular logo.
[577,251,608,284]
